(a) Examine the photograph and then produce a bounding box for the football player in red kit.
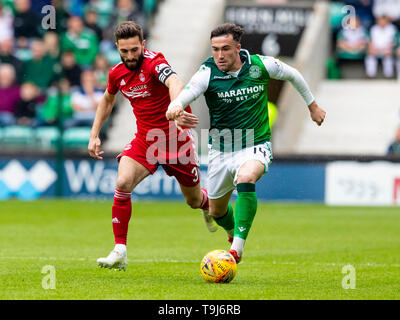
[88,21,216,270]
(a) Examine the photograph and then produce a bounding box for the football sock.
[112,189,132,245]
[232,183,257,255]
[231,237,246,257]
[213,203,234,236]
[200,188,209,210]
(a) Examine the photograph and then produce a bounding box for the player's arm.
[164,74,199,130]
[166,65,211,127]
[261,56,326,126]
[164,73,200,130]
[165,73,184,101]
[88,89,116,160]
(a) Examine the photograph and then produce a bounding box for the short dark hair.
[114,21,143,42]
[210,23,244,42]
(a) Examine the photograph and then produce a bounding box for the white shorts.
[207,141,273,199]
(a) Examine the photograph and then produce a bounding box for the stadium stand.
[0,0,161,153]
[1,0,399,159]
[274,0,400,156]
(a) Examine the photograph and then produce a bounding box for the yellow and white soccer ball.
[200,249,237,283]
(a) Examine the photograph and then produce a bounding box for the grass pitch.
[0,200,399,300]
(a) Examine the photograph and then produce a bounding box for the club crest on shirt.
[139,72,146,82]
[249,65,262,79]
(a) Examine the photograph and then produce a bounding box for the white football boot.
[201,209,218,233]
[97,249,127,271]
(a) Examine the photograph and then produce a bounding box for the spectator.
[0,2,13,43]
[104,0,147,41]
[387,126,400,155]
[142,0,159,19]
[51,0,71,35]
[37,78,73,126]
[64,70,103,129]
[84,0,114,29]
[66,0,87,17]
[84,7,103,42]
[60,15,99,67]
[14,36,33,62]
[0,1,15,13]
[93,53,110,90]
[0,38,24,83]
[43,31,61,60]
[15,82,44,126]
[345,0,374,30]
[0,64,20,127]
[13,0,42,42]
[336,15,369,60]
[22,39,59,90]
[373,0,400,29]
[365,15,397,78]
[61,50,82,88]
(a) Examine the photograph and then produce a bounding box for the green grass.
[0,200,399,300]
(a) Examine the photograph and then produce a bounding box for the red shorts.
[117,129,200,187]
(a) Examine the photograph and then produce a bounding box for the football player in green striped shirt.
[166,23,326,263]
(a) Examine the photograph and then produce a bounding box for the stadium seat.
[0,125,36,147]
[35,126,61,149]
[0,180,11,200]
[326,57,342,79]
[329,1,346,30]
[63,127,91,149]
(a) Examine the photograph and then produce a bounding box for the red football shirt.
[107,48,189,137]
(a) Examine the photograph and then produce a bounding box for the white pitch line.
[0,256,399,268]
[0,256,192,263]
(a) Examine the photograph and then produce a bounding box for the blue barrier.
[257,163,325,202]
[0,158,326,202]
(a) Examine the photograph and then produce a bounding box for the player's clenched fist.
[308,101,326,126]
[166,105,199,132]
[88,136,104,160]
[166,105,184,120]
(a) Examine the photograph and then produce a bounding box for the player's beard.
[122,52,144,70]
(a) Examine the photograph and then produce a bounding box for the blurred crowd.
[332,0,400,79]
[329,0,400,156]
[0,0,158,130]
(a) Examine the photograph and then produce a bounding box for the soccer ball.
[200,249,237,283]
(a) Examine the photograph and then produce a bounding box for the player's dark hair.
[210,23,244,42]
[114,21,143,42]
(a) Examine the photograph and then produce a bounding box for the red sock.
[112,189,132,245]
[200,188,209,210]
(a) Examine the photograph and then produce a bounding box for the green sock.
[214,203,234,233]
[234,183,257,240]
